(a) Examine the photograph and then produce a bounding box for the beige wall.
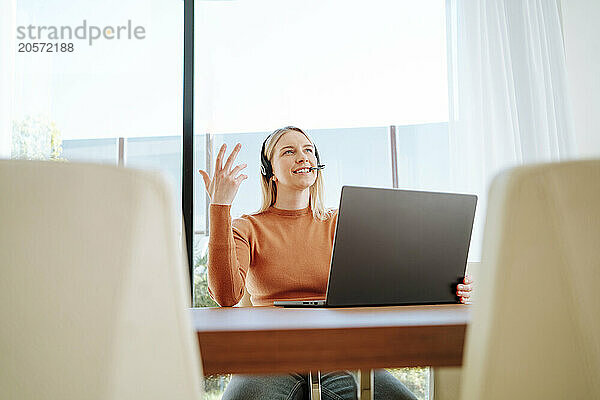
[561,0,600,158]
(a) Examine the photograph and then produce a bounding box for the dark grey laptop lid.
[326,186,477,307]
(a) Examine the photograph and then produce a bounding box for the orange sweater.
[207,204,338,306]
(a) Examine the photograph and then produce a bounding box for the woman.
[199,126,473,400]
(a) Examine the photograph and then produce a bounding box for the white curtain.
[447,0,577,260]
[0,0,16,159]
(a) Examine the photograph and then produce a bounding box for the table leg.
[309,370,321,400]
[358,369,374,400]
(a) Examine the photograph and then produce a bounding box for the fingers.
[223,143,242,172]
[198,169,211,191]
[457,274,473,303]
[457,283,472,292]
[234,174,248,185]
[458,286,472,304]
[215,144,227,172]
[204,143,245,205]
[230,163,248,176]
[458,275,473,304]
[457,275,474,298]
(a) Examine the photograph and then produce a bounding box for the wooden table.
[191,304,469,377]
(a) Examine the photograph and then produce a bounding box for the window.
[9,0,183,217]
[192,1,448,398]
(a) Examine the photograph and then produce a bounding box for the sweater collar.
[268,205,311,216]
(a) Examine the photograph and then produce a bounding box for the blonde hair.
[257,127,332,221]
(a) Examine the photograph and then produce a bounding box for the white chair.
[460,159,600,399]
[0,160,204,399]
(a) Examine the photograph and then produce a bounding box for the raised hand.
[198,143,248,205]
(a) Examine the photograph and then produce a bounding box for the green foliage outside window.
[193,235,217,308]
[193,251,218,308]
[389,367,429,400]
[12,115,64,161]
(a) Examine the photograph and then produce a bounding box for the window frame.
[183,0,194,298]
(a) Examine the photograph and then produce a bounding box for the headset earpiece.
[260,136,274,179]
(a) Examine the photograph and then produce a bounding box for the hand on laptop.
[457,275,473,304]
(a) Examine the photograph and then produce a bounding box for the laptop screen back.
[326,186,477,307]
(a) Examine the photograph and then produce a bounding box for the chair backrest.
[0,160,204,399]
[460,159,600,399]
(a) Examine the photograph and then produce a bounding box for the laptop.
[274,186,477,307]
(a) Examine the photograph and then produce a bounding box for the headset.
[260,126,325,180]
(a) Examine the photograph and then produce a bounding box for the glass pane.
[396,122,451,192]
[62,138,117,165]
[10,0,183,196]
[194,134,207,233]
[194,0,447,133]
[126,136,182,213]
[12,0,183,138]
[193,134,212,308]
[311,126,392,208]
[10,0,184,250]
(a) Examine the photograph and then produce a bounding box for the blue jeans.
[222,369,418,400]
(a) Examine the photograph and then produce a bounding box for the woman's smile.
[292,167,313,175]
